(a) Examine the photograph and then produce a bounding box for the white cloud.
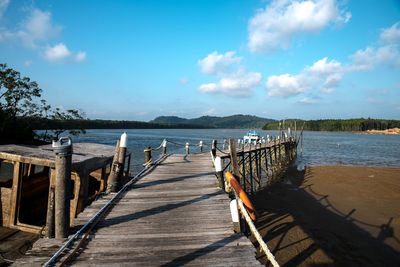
[322,73,343,93]
[74,51,86,62]
[266,73,305,97]
[204,108,217,115]
[0,6,87,64]
[179,77,189,85]
[198,67,262,97]
[17,8,62,47]
[23,60,33,66]
[248,0,350,53]
[44,43,71,62]
[379,22,400,45]
[198,51,242,75]
[350,45,400,70]
[305,57,342,76]
[297,97,318,104]
[0,0,9,19]
[266,57,344,97]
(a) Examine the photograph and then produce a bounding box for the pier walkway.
[13,153,261,266]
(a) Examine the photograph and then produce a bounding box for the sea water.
[40,129,400,174]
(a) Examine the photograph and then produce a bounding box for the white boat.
[244,131,260,143]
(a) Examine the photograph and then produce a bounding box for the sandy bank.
[251,165,400,266]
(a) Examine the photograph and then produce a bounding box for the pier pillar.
[214,156,224,190]
[185,142,189,155]
[144,147,152,165]
[162,139,167,155]
[117,132,128,184]
[52,137,72,239]
[199,141,203,153]
[211,140,217,158]
[108,133,128,192]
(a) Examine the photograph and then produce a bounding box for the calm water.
[56,129,400,174]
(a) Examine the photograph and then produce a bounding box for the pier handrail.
[213,137,297,196]
[234,190,280,267]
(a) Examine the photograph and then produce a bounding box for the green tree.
[0,63,86,144]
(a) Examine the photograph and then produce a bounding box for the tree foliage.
[262,118,400,132]
[0,63,85,144]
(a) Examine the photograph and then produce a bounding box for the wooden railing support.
[214,156,225,191]
[162,139,167,155]
[107,140,120,192]
[144,147,152,165]
[211,140,217,157]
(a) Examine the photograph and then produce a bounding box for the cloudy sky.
[1,0,399,121]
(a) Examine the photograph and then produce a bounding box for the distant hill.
[151,115,276,129]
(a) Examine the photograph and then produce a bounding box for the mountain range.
[151,115,276,129]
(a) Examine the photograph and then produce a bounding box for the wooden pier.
[13,153,262,266]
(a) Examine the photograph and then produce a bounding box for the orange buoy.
[225,171,258,220]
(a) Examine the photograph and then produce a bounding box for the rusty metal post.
[52,137,72,239]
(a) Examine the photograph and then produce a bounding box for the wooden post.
[45,185,55,238]
[214,156,225,190]
[229,139,240,178]
[211,140,217,158]
[248,146,253,194]
[117,133,128,183]
[223,139,226,150]
[107,140,120,192]
[108,132,128,192]
[52,137,72,239]
[162,139,167,155]
[229,139,243,233]
[301,133,303,153]
[185,142,189,155]
[294,120,297,144]
[144,147,152,165]
[199,141,203,153]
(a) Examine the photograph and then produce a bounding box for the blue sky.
[0,0,399,121]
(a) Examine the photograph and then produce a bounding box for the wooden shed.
[0,143,130,234]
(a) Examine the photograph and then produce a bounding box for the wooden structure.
[13,154,261,266]
[0,143,130,234]
[215,136,297,195]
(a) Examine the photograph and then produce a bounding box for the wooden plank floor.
[13,153,261,266]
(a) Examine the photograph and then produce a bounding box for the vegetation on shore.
[262,118,400,132]
[0,64,85,144]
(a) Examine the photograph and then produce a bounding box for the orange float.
[225,171,258,220]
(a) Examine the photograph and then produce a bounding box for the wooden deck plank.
[12,153,261,266]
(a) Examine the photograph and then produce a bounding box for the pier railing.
[213,136,297,195]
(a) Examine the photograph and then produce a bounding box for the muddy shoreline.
[250,165,400,266]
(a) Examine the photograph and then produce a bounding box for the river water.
[60,129,400,174]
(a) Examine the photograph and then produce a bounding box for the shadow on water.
[251,163,400,266]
